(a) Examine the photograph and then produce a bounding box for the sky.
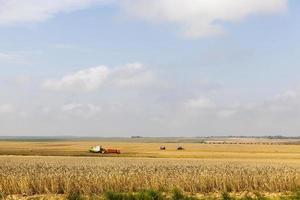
[0,0,300,137]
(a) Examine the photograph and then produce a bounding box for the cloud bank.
[0,0,288,38]
[2,61,300,136]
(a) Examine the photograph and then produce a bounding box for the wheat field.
[0,156,299,197]
[0,139,300,199]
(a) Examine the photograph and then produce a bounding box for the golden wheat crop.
[0,156,299,196]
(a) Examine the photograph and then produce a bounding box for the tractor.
[160,145,166,150]
[177,146,184,150]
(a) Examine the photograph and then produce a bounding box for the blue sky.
[0,0,299,136]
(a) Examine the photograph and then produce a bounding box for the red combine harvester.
[89,145,121,154]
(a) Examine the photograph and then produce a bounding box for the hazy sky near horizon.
[0,0,300,137]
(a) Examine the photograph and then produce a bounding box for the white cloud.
[50,43,75,49]
[61,103,101,118]
[217,109,237,118]
[184,97,216,109]
[0,104,15,114]
[120,0,288,38]
[0,52,24,64]
[112,63,156,88]
[43,63,157,92]
[0,0,110,25]
[0,52,16,60]
[0,51,35,65]
[263,90,298,113]
[15,75,32,85]
[43,66,110,91]
[273,90,297,101]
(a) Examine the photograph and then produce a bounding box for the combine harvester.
[89,145,121,154]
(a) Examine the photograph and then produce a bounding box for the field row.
[1,141,300,159]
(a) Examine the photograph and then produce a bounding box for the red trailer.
[104,149,121,154]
